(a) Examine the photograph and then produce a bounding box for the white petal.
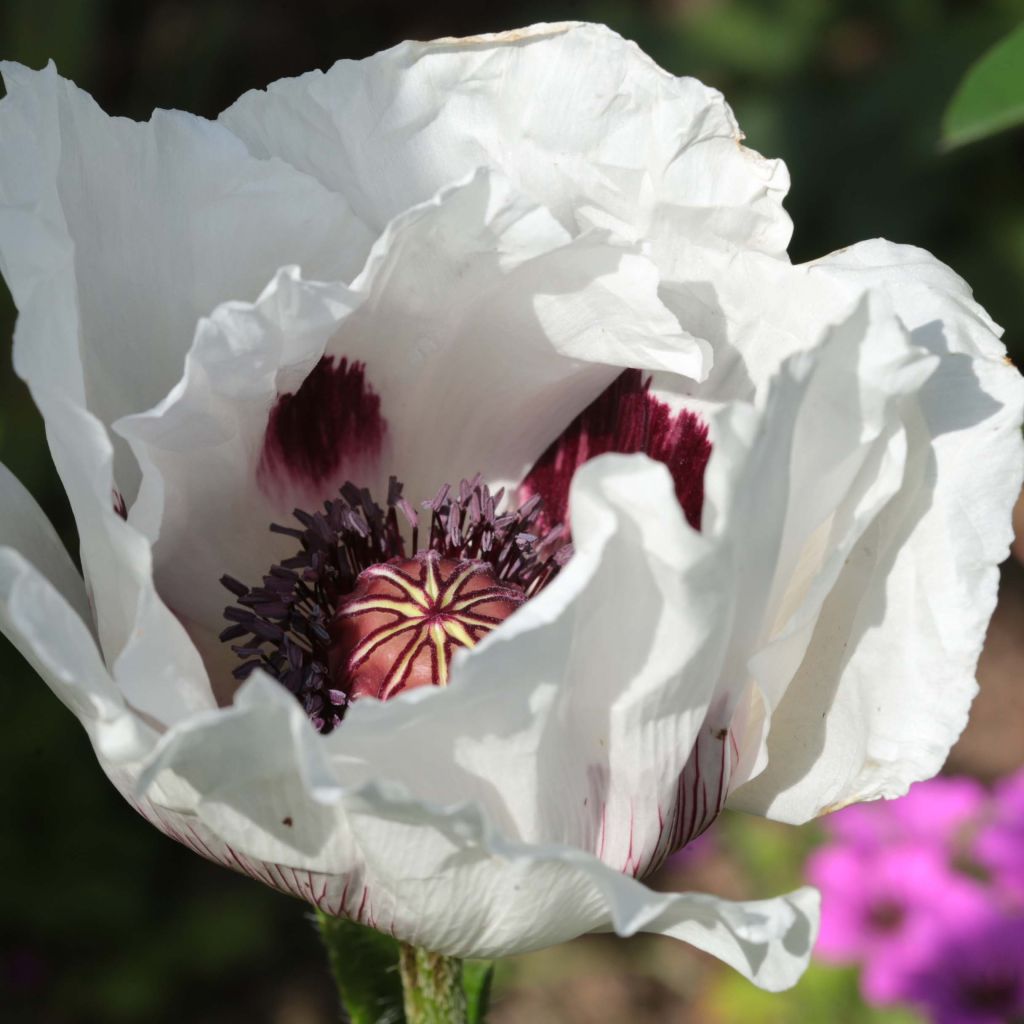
[118,169,699,658]
[729,246,1024,821]
[0,461,88,623]
[730,297,933,707]
[131,677,815,983]
[124,751,815,987]
[0,465,151,761]
[0,60,372,496]
[635,885,819,992]
[337,783,817,987]
[219,22,791,255]
[322,168,706,503]
[659,236,1013,404]
[656,244,821,402]
[45,399,217,726]
[671,293,928,793]
[137,673,349,858]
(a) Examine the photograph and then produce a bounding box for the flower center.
[962,974,1020,1013]
[330,551,524,700]
[866,898,905,933]
[221,476,569,733]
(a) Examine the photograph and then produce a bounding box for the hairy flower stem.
[399,942,468,1024]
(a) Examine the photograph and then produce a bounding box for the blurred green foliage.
[1,1,1022,1021]
[708,961,923,1024]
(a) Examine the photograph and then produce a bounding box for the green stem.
[315,908,470,1024]
[398,942,468,1024]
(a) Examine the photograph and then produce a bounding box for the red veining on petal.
[258,356,386,495]
[129,792,365,919]
[521,369,712,531]
[647,721,739,875]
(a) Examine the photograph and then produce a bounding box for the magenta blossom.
[974,769,1024,904]
[808,842,990,1004]
[899,906,1024,1024]
[824,776,987,853]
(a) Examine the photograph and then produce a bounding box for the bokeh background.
[2,1,1023,1021]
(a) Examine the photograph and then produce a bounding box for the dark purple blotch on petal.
[522,369,712,531]
[258,357,387,495]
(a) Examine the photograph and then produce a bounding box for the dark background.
[2,2,1023,1021]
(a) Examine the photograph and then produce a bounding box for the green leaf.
[943,22,1024,148]
[316,911,405,1024]
[462,961,494,1023]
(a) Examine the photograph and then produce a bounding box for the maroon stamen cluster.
[221,477,570,732]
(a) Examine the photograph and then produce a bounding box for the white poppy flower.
[0,22,1020,993]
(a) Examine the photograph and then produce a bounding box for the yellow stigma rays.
[331,551,525,701]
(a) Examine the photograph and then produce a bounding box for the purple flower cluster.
[808,770,1024,1024]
